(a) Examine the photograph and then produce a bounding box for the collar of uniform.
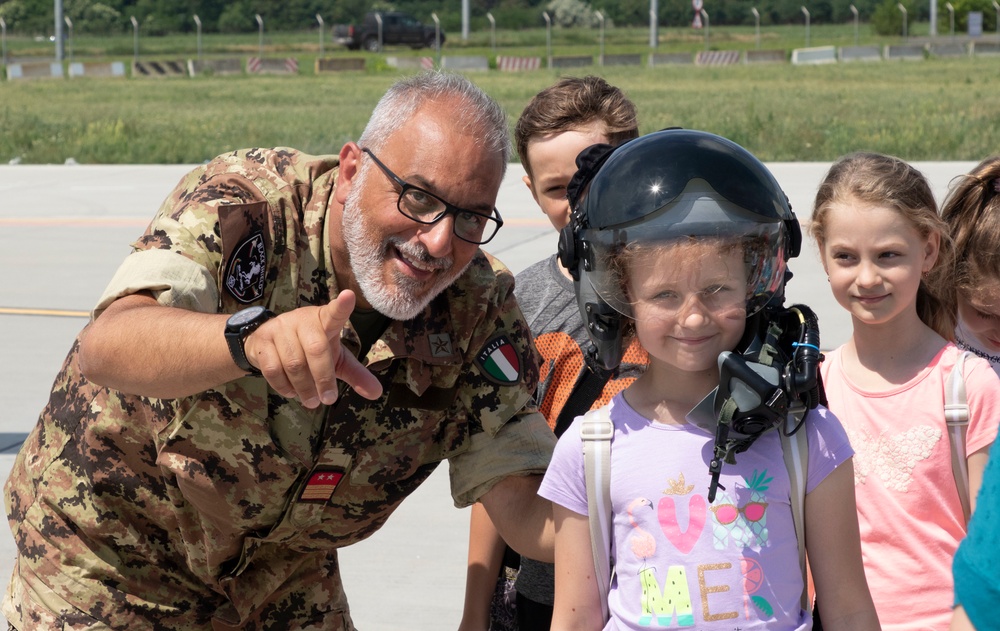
[366,290,462,369]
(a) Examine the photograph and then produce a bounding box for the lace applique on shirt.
[847,425,941,491]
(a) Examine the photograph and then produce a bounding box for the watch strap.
[225,309,274,376]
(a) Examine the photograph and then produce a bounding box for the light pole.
[374,13,383,52]
[462,0,469,41]
[130,15,139,63]
[946,2,955,39]
[802,7,810,46]
[1,18,6,68]
[432,12,441,56]
[701,9,710,50]
[650,0,659,49]
[543,11,552,67]
[850,4,859,45]
[55,0,64,61]
[931,0,938,36]
[486,12,496,53]
[752,8,761,49]
[316,14,324,57]
[193,15,202,60]
[64,16,73,63]
[255,14,263,58]
[898,3,908,39]
[596,10,605,65]
[994,1,1000,43]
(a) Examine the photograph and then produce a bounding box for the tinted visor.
[582,129,791,231]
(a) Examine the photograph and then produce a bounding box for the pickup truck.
[333,11,445,52]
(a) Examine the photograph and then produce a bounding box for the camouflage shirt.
[4,148,554,630]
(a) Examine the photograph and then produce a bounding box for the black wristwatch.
[225,305,275,376]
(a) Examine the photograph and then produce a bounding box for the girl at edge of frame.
[942,156,1000,377]
[940,156,1000,631]
[538,129,881,631]
[809,152,1000,630]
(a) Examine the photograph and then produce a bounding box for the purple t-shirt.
[539,393,853,630]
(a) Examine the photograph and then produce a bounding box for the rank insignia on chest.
[474,335,522,386]
[298,467,346,504]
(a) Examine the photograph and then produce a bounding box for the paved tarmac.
[0,159,976,628]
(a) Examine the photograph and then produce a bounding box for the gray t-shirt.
[512,254,577,604]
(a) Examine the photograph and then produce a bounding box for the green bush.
[937,0,998,31]
[872,0,915,35]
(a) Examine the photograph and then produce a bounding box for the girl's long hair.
[941,156,1000,299]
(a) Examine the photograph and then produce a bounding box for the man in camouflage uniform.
[3,72,556,630]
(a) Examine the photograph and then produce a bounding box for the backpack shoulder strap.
[945,350,972,522]
[779,409,809,612]
[581,405,614,623]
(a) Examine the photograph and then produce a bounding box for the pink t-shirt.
[821,343,1000,631]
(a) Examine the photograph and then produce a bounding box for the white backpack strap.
[945,351,972,522]
[779,410,809,612]
[581,405,614,622]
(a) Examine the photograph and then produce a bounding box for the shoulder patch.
[225,232,267,303]
[475,335,522,386]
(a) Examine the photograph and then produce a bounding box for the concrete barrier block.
[69,61,126,78]
[884,44,925,60]
[315,58,366,73]
[551,55,593,68]
[7,61,64,80]
[839,45,882,62]
[928,42,969,57]
[188,58,243,76]
[602,53,642,66]
[247,57,299,75]
[971,41,1000,56]
[496,56,541,71]
[132,60,188,77]
[791,46,837,65]
[745,49,786,64]
[386,56,435,70]
[440,56,489,71]
[649,52,693,65]
[695,50,741,66]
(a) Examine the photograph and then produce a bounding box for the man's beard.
[341,173,470,321]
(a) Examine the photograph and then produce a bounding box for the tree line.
[0,0,995,38]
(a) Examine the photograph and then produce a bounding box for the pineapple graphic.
[709,469,771,550]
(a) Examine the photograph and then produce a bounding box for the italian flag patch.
[475,335,522,385]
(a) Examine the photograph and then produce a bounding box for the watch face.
[228,305,268,327]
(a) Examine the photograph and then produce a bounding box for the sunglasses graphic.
[711,501,768,525]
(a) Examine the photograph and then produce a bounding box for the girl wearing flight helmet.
[538,130,879,630]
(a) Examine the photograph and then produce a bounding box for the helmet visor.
[581,179,787,318]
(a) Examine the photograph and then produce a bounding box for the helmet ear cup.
[784,215,802,259]
[557,224,579,281]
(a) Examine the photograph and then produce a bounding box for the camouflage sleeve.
[447,256,556,507]
[93,154,270,319]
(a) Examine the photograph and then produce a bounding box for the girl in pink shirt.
[810,152,1000,631]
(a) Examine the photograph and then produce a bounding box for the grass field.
[2,24,999,164]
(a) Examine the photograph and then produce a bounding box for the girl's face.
[628,243,748,374]
[958,281,1000,351]
[820,199,939,329]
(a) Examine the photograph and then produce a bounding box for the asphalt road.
[0,159,976,628]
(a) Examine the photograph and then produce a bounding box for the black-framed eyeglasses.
[361,147,504,245]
